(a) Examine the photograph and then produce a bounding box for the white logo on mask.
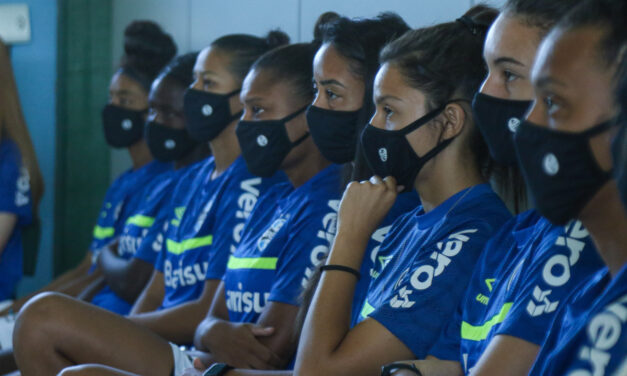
[507,117,520,133]
[379,148,388,162]
[165,139,176,149]
[543,153,559,176]
[257,135,268,147]
[202,104,213,116]
[121,119,133,130]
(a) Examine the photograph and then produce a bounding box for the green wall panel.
[54,0,112,274]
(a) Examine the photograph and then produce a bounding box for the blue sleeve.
[429,303,463,361]
[134,218,169,266]
[370,222,494,359]
[0,145,32,224]
[496,220,602,345]
[154,239,167,273]
[268,203,337,306]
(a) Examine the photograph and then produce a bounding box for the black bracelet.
[381,362,423,376]
[320,264,361,280]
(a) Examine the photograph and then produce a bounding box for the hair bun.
[313,11,341,42]
[461,5,499,34]
[122,20,177,79]
[265,30,290,49]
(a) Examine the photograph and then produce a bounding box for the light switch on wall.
[0,3,31,44]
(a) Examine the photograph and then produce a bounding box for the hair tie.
[456,16,487,36]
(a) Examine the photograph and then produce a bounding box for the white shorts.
[0,313,16,351]
[169,342,195,376]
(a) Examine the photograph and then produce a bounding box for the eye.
[251,106,264,116]
[202,79,215,90]
[503,70,518,83]
[543,95,559,114]
[326,89,338,100]
[383,105,394,119]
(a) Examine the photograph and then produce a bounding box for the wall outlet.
[0,3,31,44]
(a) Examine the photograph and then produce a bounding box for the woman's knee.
[14,292,69,343]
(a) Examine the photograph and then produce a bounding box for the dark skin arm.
[192,282,290,370]
[130,270,165,314]
[76,274,106,302]
[97,245,155,303]
[390,356,464,376]
[128,277,221,344]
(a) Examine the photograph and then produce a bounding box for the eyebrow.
[243,97,263,105]
[375,95,403,104]
[319,79,346,88]
[195,70,217,77]
[494,57,526,67]
[535,76,568,88]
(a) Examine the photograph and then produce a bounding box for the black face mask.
[360,106,454,192]
[101,104,146,148]
[145,121,197,162]
[183,88,242,142]
[472,93,532,166]
[306,105,361,164]
[612,121,627,210]
[236,106,309,177]
[514,120,614,225]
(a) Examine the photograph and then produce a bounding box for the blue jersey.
[351,191,421,326]
[90,164,197,314]
[0,140,33,299]
[90,160,170,252]
[429,212,603,374]
[224,164,343,324]
[359,184,511,359]
[156,156,285,310]
[530,265,627,376]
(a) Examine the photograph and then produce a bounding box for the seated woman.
[293,6,513,376]
[515,0,626,374]
[87,51,210,315]
[11,32,330,376]
[0,39,43,304]
[383,1,604,375]
[306,12,420,327]
[0,21,177,317]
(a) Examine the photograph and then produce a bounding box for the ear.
[441,102,467,140]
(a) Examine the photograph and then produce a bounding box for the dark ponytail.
[119,20,177,91]
[380,5,498,181]
[211,30,290,82]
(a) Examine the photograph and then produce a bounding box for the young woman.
[516,0,626,374]
[0,21,177,316]
[11,31,295,376]
[87,51,211,315]
[385,1,605,375]
[0,39,43,301]
[293,6,513,376]
[181,40,344,375]
[305,13,420,327]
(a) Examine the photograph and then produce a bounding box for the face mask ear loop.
[283,104,311,148]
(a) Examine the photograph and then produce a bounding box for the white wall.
[110,0,505,179]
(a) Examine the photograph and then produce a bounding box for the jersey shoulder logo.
[257,215,289,252]
[171,206,186,227]
[526,220,589,317]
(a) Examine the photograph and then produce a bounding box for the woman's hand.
[201,321,281,369]
[336,176,401,244]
